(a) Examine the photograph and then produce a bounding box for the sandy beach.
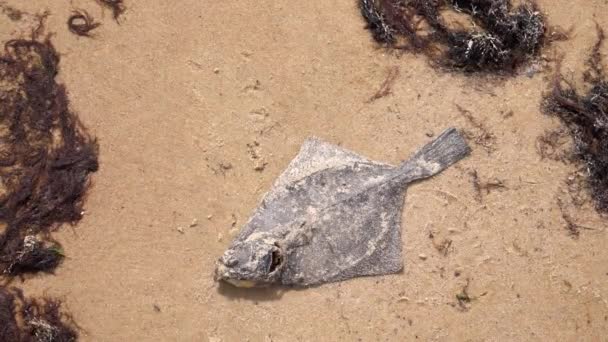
[1,0,607,340]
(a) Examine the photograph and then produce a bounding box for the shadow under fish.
[215,128,470,287]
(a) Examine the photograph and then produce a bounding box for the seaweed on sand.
[96,0,125,21]
[0,36,99,277]
[67,10,100,37]
[0,286,78,342]
[359,0,556,73]
[542,26,608,213]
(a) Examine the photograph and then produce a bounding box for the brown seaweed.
[367,66,400,102]
[542,26,608,213]
[0,286,78,342]
[68,10,100,37]
[96,0,125,21]
[0,36,99,277]
[359,0,553,73]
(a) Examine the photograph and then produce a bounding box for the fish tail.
[396,128,471,183]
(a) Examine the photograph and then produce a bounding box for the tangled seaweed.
[0,37,99,277]
[0,286,78,342]
[96,0,125,21]
[359,0,551,72]
[67,10,100,37]
[543,26,608,213]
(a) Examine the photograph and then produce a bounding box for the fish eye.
[268,250,282,273]
[267,243,283,273]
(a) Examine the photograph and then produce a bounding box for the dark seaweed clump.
[0,37,99,277]
[96,0,125,21]
[0,286,78,342]
[359,0,550,73]
[543,27,608,212]
[67,10,100,37]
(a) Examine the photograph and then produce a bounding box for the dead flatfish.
[215,128,470,287]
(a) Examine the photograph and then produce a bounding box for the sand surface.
[2,0,607,341]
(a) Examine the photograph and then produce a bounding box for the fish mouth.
[213,263,233,283]
[214,267,263,288]
[213,238,286,288]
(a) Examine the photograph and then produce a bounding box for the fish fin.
[272,137,389,189]
[397,128,470,182]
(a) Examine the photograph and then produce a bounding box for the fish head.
[214,235,285,287]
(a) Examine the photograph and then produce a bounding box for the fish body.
[215,128,470,287]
